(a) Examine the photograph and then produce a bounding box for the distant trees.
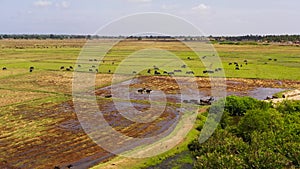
[189,97,300,168]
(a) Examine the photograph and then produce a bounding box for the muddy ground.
[1,76,299,169]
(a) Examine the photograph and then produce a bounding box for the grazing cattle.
[264,62,268,64]
[54,166,60,169]
[154,67,159,70]
[102,60,105,63]
[274,59,277,61]
[69,66,73,69]
[168,72,174,75]
[108,70,111,73]
[163,71,168,74]
[265,96,272,100]
[137,88,146,94]
[235,67,240,70]
[203,70,214,74]
[245,62,248,65]
[89,59,93,61]
[29,69,33,72]
[89,69,93,72]
[154,70,161,75]
[78,65,81,67]
[66,68,71,71]
[95,69,98,72]
[174,70,182,73]
[187,57,191,60]
[2,67,7,70]
[112,62,114,65]
[181,65,187,68]
[67,164,73,169]
[240,64,243,67]
[229,63,232,65]
[234,62,238,65]
[104,95,112,98]
[217,68,222,71]
[202,56,207,59]
[272,96,279,99]
[244,60,248,62]
[145,89,152,94]
[30,67,34,70]
[132,71,137,74]
[268,58,272,61]
[94,59,97,61]
[186,71,194,74]
[60,66,65,70]
[92,65,96,68]
[147,69,151,74]
[200,97,214,105]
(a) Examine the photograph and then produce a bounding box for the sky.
[0,0,299,36]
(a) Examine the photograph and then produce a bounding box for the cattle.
[168,72,174,75]
[245,62,248,65]
[200,97,214,105]
[66,68,71,71]
[268,58,272,61]
[147,69,151,74]
[29,69,33,72]
[265,96,272,100]
[94,59,98,61]
[154,67,159,70]
[30,67,34,70]
[89,59,93,61]
[112,62,114,65]
[92,65,96,68]
[145,89,152,94]
[69,66,73,69]
[54,166,60,169]
[217,68,222,71]
[229,63,232,65]
[203,70,214,74]
[78,65,81,67]
[244,60,248,63]
[95,69,98,72]
[240,64,243,67]
[163,71,168,74]
[181,65,187,68]
[60,66,65,70]
[154,70,161,75]
[67,164,73,169]
[274,59,277,61]
[215,68,219,72]
[132,71,137,74]
[187,57,191,60]
[108,70,111,73]
[137,88,146,94]
[235,67,240,70]
[104,95,112,98]
[174,70,182,73]
[234,62,238,65]
[186,71,194,74]
[2,67,7,70]
[89,69,93,72]
[202,56,207,59]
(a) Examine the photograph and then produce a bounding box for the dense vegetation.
[188,96,300,168]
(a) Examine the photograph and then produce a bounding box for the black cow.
[235,67,240,70]
[244,60,248,63]
[147,69,151,74]
[92,65,96,68]
[181,65,187,68]
[104,95,112,98]
[174,70,182,72]
[66,68,71,71]
[137,88,146,94]
[69,66,73,69]
[168,72,174,75]
[154,70,161,75]
[229,63,232,65]
[145,89,152,94]
[30,67,34,70]
[132,71,137,74]
[186,71,194,74]
[60,66,65,70]
[108,70,111,73]
[2,67,7,70]
[89,69,93,72]
[202,56,207,59]
[163,71,168,74]
[187,57,191,60]
[78,65,81,67]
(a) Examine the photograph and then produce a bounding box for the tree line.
[1,34,300,43]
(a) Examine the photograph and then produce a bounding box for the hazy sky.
[1,0,299,36]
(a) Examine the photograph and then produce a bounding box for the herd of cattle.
[2,56,277,75]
